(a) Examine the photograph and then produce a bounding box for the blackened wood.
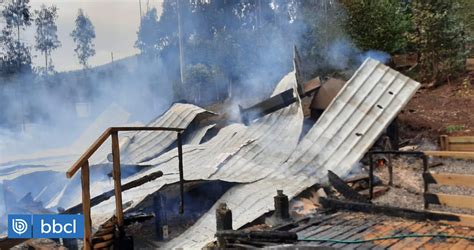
[216,230,297,243]
[239,89,297,125]
[64,170,163,214]
[327,170,370,203]
[319,197,463,224]
[216,203,233,231]
[273,190,290,221]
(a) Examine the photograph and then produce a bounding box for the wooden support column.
[177,132,184,214]
[440,135,449,151]
[111,131,124,228]
[81,161,92,250]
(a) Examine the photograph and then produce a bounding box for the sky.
[3,0,163,71]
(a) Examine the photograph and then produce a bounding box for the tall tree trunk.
[17,24,21,71]
[45,50,48,72]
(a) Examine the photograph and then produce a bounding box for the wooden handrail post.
[177,132,184,214]
[440,135,449,151]
[81,160,92,250]
[111,131,124,229]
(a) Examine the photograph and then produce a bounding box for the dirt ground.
[398,72,474,141]
[373,155,474,215]
[374,65,474,215]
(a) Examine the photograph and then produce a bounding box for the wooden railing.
[440,135,474,153]
[66,127,185,250]
[423,166,474,211]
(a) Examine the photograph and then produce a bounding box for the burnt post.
[154,194,169,241]
[422,154,429,209]
[216,203,232,248]
[274,190,290,221]
[369,153,374,200]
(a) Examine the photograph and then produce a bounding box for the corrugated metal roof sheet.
[90,70,304,225]
[163,58,420,248]
[121,103,216,163]
[66,58,419,249]
[287,58,420,179]
[186,124,216,145]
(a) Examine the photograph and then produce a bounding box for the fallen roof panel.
[164,58,420,248]
[64,58,419,249]
[121,103,216,163]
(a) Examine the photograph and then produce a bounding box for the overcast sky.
[4,0,163,71]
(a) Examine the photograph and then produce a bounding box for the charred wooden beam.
[239,89,297,125]
[319,197,473,226]
[216,203,233,247]
[273,190,289,221]
[215,230,298,243]
[293,45,305,96]
[327,170,370,203]
[63,170,163,214]
[216,203,233,231]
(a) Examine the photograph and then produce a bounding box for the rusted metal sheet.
[310,77,345,110]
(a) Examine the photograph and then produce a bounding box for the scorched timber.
[63,170,163,214]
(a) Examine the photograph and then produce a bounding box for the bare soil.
[398,72,474,141]
[373,156,474,215]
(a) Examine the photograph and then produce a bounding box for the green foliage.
[35,4,61,74]
[183,63,224,104]
[445,124,465,133]
[70,9,96,69]
[457,0,474,41]
[135,8,160,57]
[0,0,33,76]
[344,0,411,54]
[410,0,469,84]
[298,0,348,76]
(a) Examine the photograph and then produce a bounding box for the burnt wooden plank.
[399,224,438,249]
[315,218,370,247]
[298,217,349,238]
[384,222,425,249]
[431,227,458,250]
[63,170,163,214]
[310,218,357,239]
[375,221,419,249]
[320,197,474,227]
[448,227,474,249]
[355,221,405,249]
[289,212,341,233]
[328,170,370,203]
[328,218,379,248]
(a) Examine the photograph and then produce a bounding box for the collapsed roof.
[0,58,420,248]
[91,58,420,248]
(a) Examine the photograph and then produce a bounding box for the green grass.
[445,124,465,133]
